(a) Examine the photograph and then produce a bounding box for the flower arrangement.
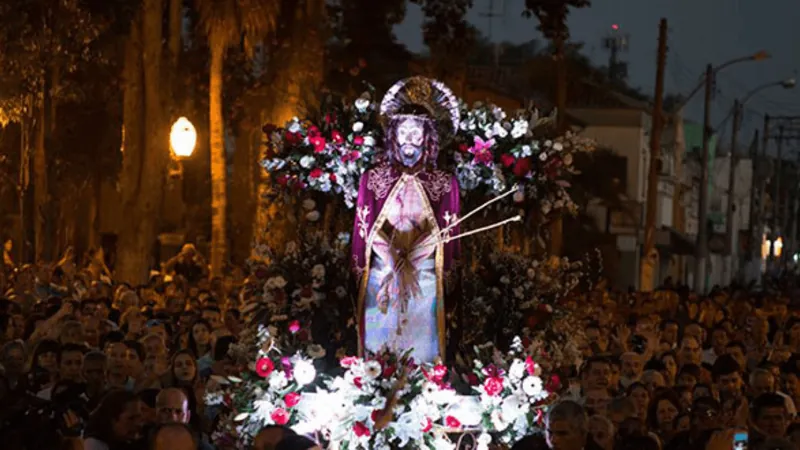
[261,91,594,214]
[458,253,586,350]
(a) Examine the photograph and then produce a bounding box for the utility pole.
[754,115,771,263]
[694,64,715,293]
[480,0,505,68]
[724,100,742,284]
[640,18,668,291]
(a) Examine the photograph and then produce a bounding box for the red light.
[611,24,619,30]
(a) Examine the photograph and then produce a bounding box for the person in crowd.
[150,423,196,450]
[252,425,297,450]
[83,390,144,450]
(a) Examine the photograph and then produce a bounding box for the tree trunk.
[230,119,255,265]
[168,0,181,69]
[33,96,48,262]
[209,36,227,277]
[116,0,166,284]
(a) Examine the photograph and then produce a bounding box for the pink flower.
[525,356,536,376]
[353,136,364,146]
[353,376,363,389]
[483,376,504,397]
[421,417,433,433]
[288,320,301,334]
[340,356,358,367]
[353,421,370,437]
[445,415,462,429]
[309,136,326,153]
[309,168,323,179]
[469,136,495,165]
[284,392,301,408]
[432,365,448,383]
[501,153,516,168]
[255,358,274,378]
[271,408,289,425]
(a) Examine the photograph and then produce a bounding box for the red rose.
[474,150,493,165]
[276,174,290,186]
[353,136,364,146]
[525,356,536,376]
[309,136,326,153]
[432,365,448,383]
[288,320,301,334]
[458,143,469,153]
[271,408,289,425]
[329,173,337,183]
[309,168,323,179]
[353,421,370,437]
[382,365,396,378]
[255,357,274,378]
[466,373,479,386]
[421,417,433,433]
[513,157,532,177]
[284,392,301,408]
[285,131,302,145]
[353,376,363,389]
[500,154,516,168]
[445,415,461,429]
[307,126,320,137]
[483,376,504,396]
[331,130,344,144]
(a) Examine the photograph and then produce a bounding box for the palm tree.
[196,0,280,276]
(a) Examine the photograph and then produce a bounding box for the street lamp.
[170,117,197,158]
[693,51,771,293]
[724,78,795,285]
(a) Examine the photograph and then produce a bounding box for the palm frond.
[195,0,280,49]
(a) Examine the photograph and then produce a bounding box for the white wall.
[578,125,649,204]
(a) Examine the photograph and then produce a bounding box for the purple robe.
[351,163,460,360]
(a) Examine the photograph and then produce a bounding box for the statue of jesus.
[351,77,461,363]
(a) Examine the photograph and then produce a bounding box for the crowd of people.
[0,242,798,450]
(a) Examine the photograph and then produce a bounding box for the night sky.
[397,0,800,150]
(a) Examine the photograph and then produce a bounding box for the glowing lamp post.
[170,117,197,158]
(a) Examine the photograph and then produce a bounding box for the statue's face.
[395,117,425,167]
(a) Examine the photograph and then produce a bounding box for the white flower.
[491,409,508,431]
[293,359,317,386]
[269,371,288,390]
[553,142,563,151]
[511,120,528,139]
[520,144,532,157]
[492,122,508,139]
[477,433,493,450]
[539,152,548,161]
[288,118,302,133]
[355,98,370,112]
[307,344,326,359]
[311,264,325,279]
[352,121,364,133]
[299,155,315,168]
[522,375,544,399]
[501,394,528,421]
[364,361,382,379]
[363,136,375,147]
[432,435,456,450]
[285,241,298,254]
[509,359,526,381]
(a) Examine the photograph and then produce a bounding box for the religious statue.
[351,77,462,363]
